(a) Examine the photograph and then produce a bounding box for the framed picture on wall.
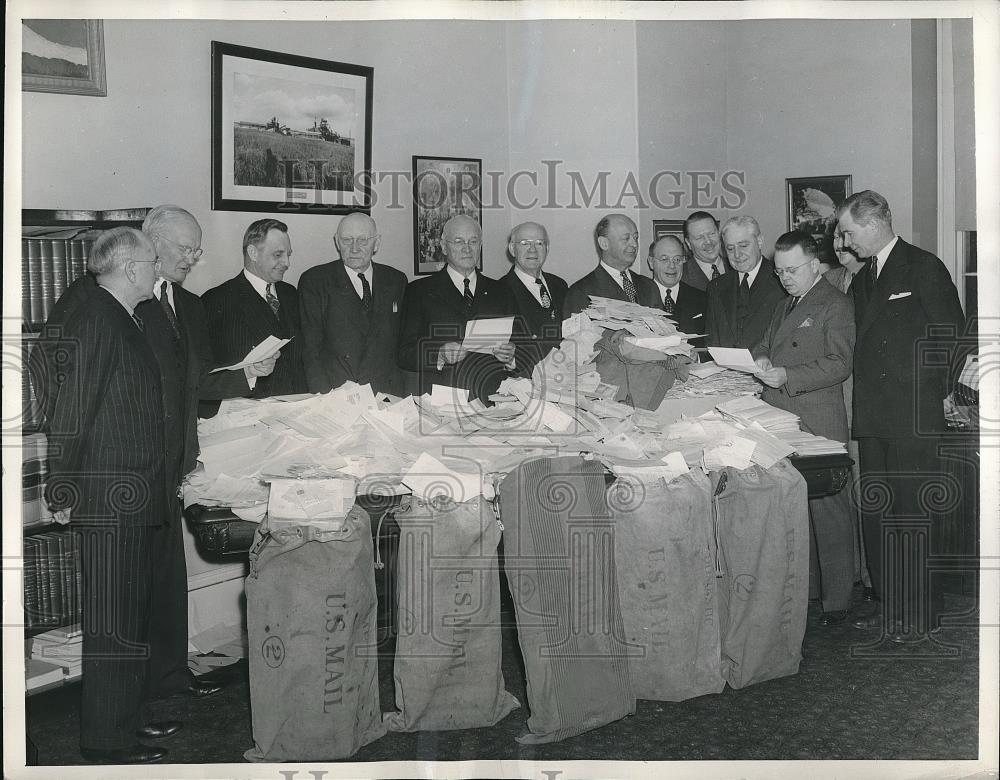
[412,155,483,275]
[22,19,107,96]
[211,41,373,214]
[786,175,853,259]
[652,219,687,248]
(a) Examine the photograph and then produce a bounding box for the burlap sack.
[384,495,519,731]
[609,468,725,700]
[499,455,636,744]
[244,505,386,761]
[712,459,809,689]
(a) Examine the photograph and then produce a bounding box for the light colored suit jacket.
[751,276,855,443]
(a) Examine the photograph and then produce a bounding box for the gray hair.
[88,227,152,276]
[720,215,762,241]
[142,204,198,237]
[837,190,893,229]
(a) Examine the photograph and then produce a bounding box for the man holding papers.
[398,215,516,403]
[752,231,856,626]
[202,218,307,400]
[298,211,407,395]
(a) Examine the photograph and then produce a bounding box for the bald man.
[298,211,407,395]
[398,215,515,403]
[500,221,568,377]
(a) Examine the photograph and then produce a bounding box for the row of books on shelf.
[24,529,81,632]
[26,624,82,693]
[21,229,99,331]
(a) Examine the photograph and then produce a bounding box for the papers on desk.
[688,361,727,379]
[211,335,291,372]
[461,317,513,354]
[716,396,800,432]
[707,347,759,373]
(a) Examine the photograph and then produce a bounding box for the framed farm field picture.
[412,155,483,275]
[22,19,107,96]
[212,42,373,214]
[786,175,853,259]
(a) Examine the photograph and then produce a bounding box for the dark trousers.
[145,507,191,699]
[857,436,945,631]
[808,485,855,612]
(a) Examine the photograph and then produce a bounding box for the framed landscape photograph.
[22,19,107,96]
[412,156,483,275]
[786,175,853,258]
[212,42,373,214]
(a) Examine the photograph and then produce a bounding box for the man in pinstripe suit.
[44,228,174,763]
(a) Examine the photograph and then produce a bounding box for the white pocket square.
[888,291,912,300]
[797,317,813,328]
[692,313,703,319]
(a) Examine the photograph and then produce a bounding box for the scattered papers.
[462,316,514,354]
[402,452,483,503]
[267,478,356,527]
[704,435,757,471]
[707,347,759,373]
[688,361,727,379]
[211,335,291,372]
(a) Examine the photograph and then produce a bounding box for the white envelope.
[888,291,912,300]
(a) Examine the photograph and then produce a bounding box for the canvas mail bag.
[712,459,809,689]
[609,468,725,701]
[499,455,636,744]
[244,505,386,761]
[384,495,519,732]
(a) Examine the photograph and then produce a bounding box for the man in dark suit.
[646,235,707,352]
[681,211,730,291]
[398,215,516,403]
[44,228,172,763]
[752,231,857,626]
[706,215,786,349]
[201,218,308,399]
[565,213,661,315]
[299,211,406,396]
[500,221,568,379]
[837,190,965,640]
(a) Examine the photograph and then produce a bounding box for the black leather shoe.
[819,610,849,626]
[135,721,182,740]
[80,744,167,764]
[187,678,225,698]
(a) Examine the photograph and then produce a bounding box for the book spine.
[58,532,72,626]
[38,240,55,324]
[68,238,86,282]
[36,533,53,627]
[72,533,82,625]
[22,238,31,325]
[27,239,44,328]
[50,240,68,304]
[23,538,38,630]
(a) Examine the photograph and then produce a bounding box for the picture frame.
[786,175,853,259]
[652,219,687,248]
[211,41,373,214]
[22,19,107,97]
[412,155,483,275]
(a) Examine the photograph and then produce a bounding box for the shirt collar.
[152,276,174,306]
[695,257,722,276]
[446,264,476,294]
[653,279,680,299]
[514,265,545,289]
[740,259,763,288]
[600,260,632,289]
[873,235,899,276]
[243,268,271,299]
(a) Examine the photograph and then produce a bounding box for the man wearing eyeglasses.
[705,215,786,349]
[500,221,568,378]
[298,212,407,395]
[646,235,707,353]
[398,214,516,403]
[202,218,308,401]
[751,231,857,627]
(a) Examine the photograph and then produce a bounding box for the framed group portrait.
[412,155,483,275]
[786,174,853,258]
[211,41,373,214]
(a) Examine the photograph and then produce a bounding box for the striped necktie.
[358,272,372,313]
[463,277,474,310]
[265,283,281,317]
[159,280,179,337]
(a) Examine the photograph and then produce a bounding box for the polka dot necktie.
[711,264,721,280]
[663,288,675,315]
[536,277,551,309]
[620,271,638,304]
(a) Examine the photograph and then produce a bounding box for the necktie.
[463,277,474,309]
[788,296,800,313]
[265,283,281,317]
[868,256,878,289]
[159,280,179,337]
[131,312,144,332]
[663,288,675,315]
[621,271,638,304]
[358,272,372,313]
[711,263,721,280]
[738,273,750,304]
[535,277,551,309]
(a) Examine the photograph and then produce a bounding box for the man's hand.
[492,342,516,364]
[754,356,773,373]
[439,342,468,365]
[52,508,71,525]
[756,365,788,388]
[246,353,279,378]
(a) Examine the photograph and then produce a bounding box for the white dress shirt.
[345,263,374,300]
[446,265,477,295]
[871,235,899,279]
[515,266,550,305]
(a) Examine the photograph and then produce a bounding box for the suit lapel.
[858,240,910,338]
[331,261,366,336]
[235,274,278,341]
[771,280,824,349]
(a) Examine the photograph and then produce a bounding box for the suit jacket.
[564,264,661,316]
[751,277,855,442]
[298,260,407,395]
[682,257,731,292]
[201,272,308,399]
[500,268,568,378]
[706,256,787,349]
[44,287,168,527]
[34,275,248,481]
[398,268,515,402]
[849,238,964,437]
